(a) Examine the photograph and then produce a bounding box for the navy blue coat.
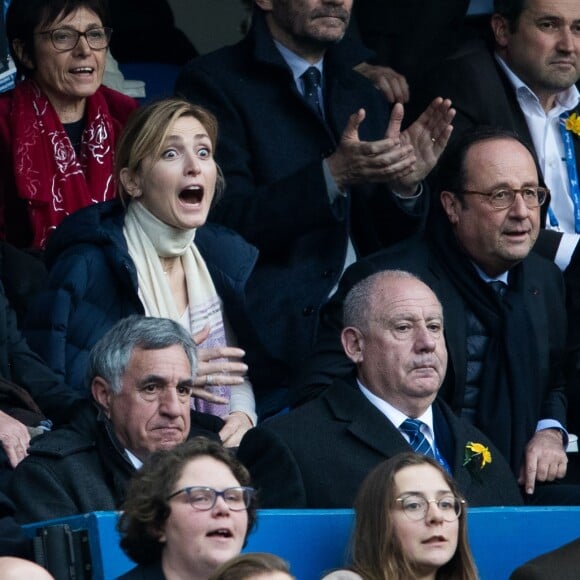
[238,375,523,508]
[176,11,427,416]
[23,200,263,397]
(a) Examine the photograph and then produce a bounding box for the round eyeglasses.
[396,494,464,522]
[461,186,548,210]
[37,27,112,52]
[167,486,256,511]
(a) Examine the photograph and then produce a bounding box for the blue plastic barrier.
[24,507,580,580]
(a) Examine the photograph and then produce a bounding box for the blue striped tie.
[400,418,436,458]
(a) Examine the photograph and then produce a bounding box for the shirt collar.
[495,53,580,115]
[273,39,324,87]
[125,448,143,469]
[357,379,435,437]
[471,260,509,284]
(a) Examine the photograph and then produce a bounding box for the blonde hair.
[115,97,225,203]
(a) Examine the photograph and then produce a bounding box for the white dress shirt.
[496,55,580,270]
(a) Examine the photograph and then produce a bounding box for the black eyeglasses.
[37,27,112,52]
[396,494,464,522]
[167,486,255,511]
[461,186,548,210]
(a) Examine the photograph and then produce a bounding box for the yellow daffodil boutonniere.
[463,442,492,483]
[566,113,580,138]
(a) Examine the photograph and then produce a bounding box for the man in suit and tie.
[412,0,580,272]
[175,0,455,419]
[292,127,580,505]
[237,269,523,508]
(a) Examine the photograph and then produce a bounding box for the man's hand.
[326,98,454,195]
[0,410,30,468]
[219,411,253,448]
[518,429,568,495]
[354,62,410,104]
[393,97,455,194]
[326,106,416,190]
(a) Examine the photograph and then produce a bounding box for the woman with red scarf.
[0,0,137,250]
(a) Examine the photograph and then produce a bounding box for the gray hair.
[87,315,197,394]
[343,270,420,331]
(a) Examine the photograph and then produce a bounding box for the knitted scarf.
[124,201,230,417]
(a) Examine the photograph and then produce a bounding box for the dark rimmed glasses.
[167,486,255,511]
[37,27,112,52]
[396,494,464,522]
[461,186,548,210]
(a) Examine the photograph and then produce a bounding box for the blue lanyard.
[550,113,580,232]
[433,440,452,474]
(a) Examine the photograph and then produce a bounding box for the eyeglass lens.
[398,495,461,521]
[488,187,547,208]
[49,27,111,51]
[180,486,253,511]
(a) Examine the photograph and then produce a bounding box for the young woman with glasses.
[117,437,257,580]
[323,453,478,580]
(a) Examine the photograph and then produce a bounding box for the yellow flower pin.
[463,442,492,482]
[465,442,492,468]
[565,113,580,138]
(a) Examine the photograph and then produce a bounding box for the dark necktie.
[400,418,436,458]
[488,280,508,297]
[301,66,323,119]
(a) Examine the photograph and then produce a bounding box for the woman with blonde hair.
[24,98,263,446]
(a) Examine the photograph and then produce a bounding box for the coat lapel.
[324,377,411,458]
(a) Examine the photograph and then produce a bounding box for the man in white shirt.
[413,0,580,269]
[237,270,523,508]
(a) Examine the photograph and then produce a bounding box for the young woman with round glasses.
[117,437,257,580]
[323,453,478,580]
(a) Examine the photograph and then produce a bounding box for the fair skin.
[0,411,31,468]
[120,116,253,446]
[161,456,248,580]
[393,465,459,580]
[440,137,567,493]
[440,138,541,278]
[91,345,192,462]
[13,7,107,123]
[255,0,455,196]
[354,62,410,104]
[341,275,447,418]
[256,0,353,64]
[0,557,55,580]
[492,0,580,112]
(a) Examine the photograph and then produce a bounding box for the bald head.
[341,271,448,417]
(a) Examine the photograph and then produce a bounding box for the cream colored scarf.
[124,201,230,416]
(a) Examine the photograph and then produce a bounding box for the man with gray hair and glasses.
[8,315,224,524]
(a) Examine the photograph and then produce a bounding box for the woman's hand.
[219,412,253,448]
[192,326,249,390]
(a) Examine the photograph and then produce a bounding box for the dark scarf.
[429,218,540,473]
